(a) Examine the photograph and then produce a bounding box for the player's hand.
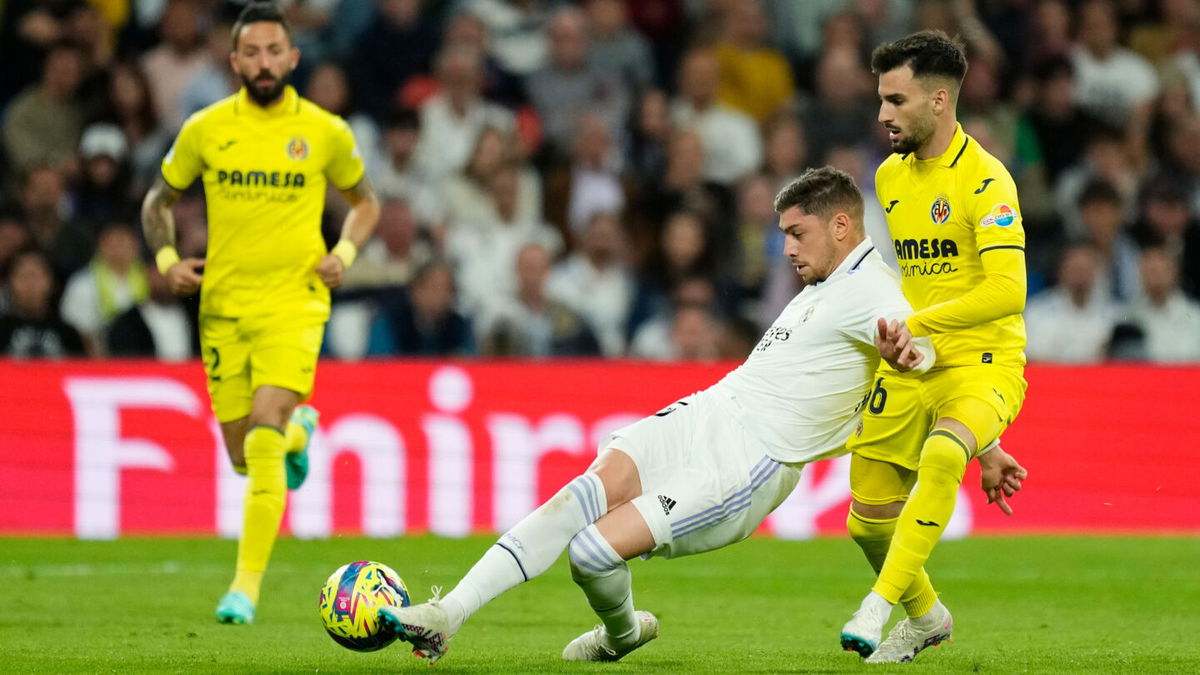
[165,258,204,296]
[316,254,345,289]
[876,318,923,372]
[978,445,1028,516]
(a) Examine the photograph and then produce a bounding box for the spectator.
[761,114,809,192]
[3,41,86,176]
[106,264,197,361]
[547,211,635,357]
[383,259,475,357]
[670,48,762,186]
[139,0,206,131]
[1134,177,1200,298]
[1024,56,1102,186]
[1023,0,1073,70]
[18,166,94,282]
[447,162,561,316]
[413,46,515,181]
[713,0,796,123]
[328,199,435,360]
[1129,247,1200,362]
[371,107,442,227]
[799,46,874,165]
[585,0,655,92]
[1024,243,1122,363]
[99,61,170,197]
[1070,0,1158,128]
[1055,128,1141,235]
[462,0,553,77]
[349,0,439,121]
[71,123,134,228]
[524,6,631,159]
[629,282,722,361]
[0,213,32,311]
[441,128,541,234]
[0,250,86,359]
[304,61,381,174]
[1077,180,1142,302]
[60,223,149,356]
[441,11,525,108]
[178,16,238,120]
[475,241,601,357]
[543,114,626,243]
[732,173,778,305]
[625,88,672,185]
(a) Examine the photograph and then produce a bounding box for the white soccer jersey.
[713,237,929,464]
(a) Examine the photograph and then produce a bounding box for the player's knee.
[846,508,897,545]
[567,530,622,581]
[918,432,969,485]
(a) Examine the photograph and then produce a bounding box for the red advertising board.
[0,360,1195,538]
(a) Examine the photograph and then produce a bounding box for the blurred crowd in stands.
[1,0,1199,363]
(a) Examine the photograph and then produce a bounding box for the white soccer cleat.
[865,603,953,663]
[562,610,660,662]
[840,600,890,658]
[379,600,452,664]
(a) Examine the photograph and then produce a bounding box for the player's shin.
[873,431,968,603]
[231,425,288,604]
[847,510,938,617]
[569,524,637,644]
[440,472,608,633]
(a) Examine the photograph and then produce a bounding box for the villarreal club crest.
[287,136,309,161]
[930,195,951,224]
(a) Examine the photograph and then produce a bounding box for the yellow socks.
[847,510,938,617]
[230,425,288,605]
[872,430,970,604]
[284,419,307,453]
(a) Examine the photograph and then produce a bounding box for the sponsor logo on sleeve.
[978,203,1017,228]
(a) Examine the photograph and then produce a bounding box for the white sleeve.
[854,266,936,374]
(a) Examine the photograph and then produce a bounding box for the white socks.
[861,590,895,619]
[569,523,638,643]
[440,473,607,633]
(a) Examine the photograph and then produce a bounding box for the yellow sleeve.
[160,116,204,190]
[906,247,1026,336]
[325,117,365,190]
[907,169,1026,336]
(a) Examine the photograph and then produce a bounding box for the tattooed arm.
[141,174,204,296]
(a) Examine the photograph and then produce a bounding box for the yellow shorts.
[199,311,326,423]
[846,365,1026,474]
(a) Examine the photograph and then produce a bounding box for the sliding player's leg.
[379,449,643,663]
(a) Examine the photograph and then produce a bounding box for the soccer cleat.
[840,601,890,658]
[285,405,318,490]
[865,603,953,663]
[379,599,452,664]
[215,590,255,625]
[562,611,660,662]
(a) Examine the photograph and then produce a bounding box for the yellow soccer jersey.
[161,86,364,318]
[875,124,1027,368]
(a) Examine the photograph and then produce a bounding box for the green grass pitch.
[2,535,1198,673]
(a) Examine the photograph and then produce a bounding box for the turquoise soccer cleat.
[286,405,319,490]
[215,590,255,625]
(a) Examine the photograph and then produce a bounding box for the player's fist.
[316,254,345,289]
[876,318,922,372]
[165,258,204,296]
[978,445,1028,516]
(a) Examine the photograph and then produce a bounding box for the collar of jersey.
[234,85,300,119]
[813,237,876,287]
[905,123,967,168]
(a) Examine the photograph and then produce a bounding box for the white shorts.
[595,390,802,559]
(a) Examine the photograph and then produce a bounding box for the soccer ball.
[318,560,411,652]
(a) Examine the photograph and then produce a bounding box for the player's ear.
[290,47,301,70]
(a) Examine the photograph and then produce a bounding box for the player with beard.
[141,1,379,624]
[838,31,1029,663]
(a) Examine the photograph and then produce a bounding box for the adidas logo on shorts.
[657,495,677,515]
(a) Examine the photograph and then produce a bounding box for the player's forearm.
[907,250,1026,336]
[140,176,181,253]
[331,178,380,268]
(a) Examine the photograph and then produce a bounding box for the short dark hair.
[232,2,292,49]
[1077,180,1122,209]
[870,30,968,85]
[773,167,864,223]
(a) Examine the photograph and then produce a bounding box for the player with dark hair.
[373,167,1026,664]
[839,30,1029,662]
[141,1,380,625]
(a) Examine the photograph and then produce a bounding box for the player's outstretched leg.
[562,524,659,661]
[866,600,953,663]
[381,472,610,663]
[284,404,318,490]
